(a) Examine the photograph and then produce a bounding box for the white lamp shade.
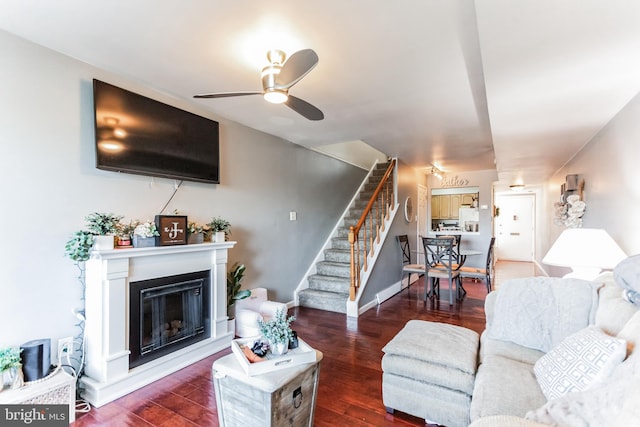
[543,229,626,276]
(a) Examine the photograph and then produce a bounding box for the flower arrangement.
[554,194,586,228]
[133,220,160,238]
[187,222,204,235]
[258,309,296,346]
[0,347,21,372]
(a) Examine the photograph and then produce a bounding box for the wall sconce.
[561,174,584,202]
[509,184,525,192]
[554,174,586,228]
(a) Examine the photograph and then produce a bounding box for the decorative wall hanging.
[553,175,586,228]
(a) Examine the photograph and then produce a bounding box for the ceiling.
[2,0,640,187]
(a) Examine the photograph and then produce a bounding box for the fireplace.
[129,270,210,368]
[81,243,235,407]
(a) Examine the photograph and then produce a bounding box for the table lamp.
[542,228,626,280]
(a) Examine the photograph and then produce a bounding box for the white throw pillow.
[534,326,627,400]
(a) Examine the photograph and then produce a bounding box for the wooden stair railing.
[348,159,396,300]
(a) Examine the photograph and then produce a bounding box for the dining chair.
[422,236,462,305]
[397,235,425,296]
[458,237,496,293]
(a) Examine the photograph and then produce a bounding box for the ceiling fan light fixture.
[263,89,288,104]
[266,49,286,65]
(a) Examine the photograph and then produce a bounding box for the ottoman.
[382,320,480,427]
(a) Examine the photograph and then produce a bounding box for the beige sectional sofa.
[382,255,640,427]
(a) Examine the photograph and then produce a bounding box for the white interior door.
[495,194,535,261]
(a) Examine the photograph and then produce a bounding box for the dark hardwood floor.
[72,261,538,426]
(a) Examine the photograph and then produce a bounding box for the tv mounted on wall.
[93,79,220,184]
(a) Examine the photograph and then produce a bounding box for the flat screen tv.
[93,79,220,184]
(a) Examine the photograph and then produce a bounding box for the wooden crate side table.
[0,370,76,423]
[213,350,322,427]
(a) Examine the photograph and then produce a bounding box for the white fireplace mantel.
[80,242,235,407]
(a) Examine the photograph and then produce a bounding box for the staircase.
[298,162,392,313]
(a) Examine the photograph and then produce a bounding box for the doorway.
[494,193,535,262]
[416,184,429,264]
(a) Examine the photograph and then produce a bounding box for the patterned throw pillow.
[534,326,627,400]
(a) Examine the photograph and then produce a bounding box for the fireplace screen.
[129,270,210,368]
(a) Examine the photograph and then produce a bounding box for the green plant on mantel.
[208,216,231,237]
[65,230,96,262]
[85,212,124,236]
[64,212,124,262]
[227,262,251,313]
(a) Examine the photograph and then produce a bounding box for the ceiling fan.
[194,49,324,121]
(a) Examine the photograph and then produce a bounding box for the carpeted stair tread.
[298,161,393,313]
[298,288,348,314]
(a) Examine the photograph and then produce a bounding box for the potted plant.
[187,222,204,244]
[208,216,231,242]
[227,263,251,317]
[85,212,124,250]
[132,220,159,248]
[115,221,135,248]
[0,347,22,390]
[258,309,296,356]
[65,230,96,262]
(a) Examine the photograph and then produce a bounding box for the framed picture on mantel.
[155,215,188,246]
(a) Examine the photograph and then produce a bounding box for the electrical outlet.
[58,337,74,355]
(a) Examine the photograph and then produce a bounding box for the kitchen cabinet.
[432,195,453,219]
[461,194,476,206]
[450,195,461,218]
[431,192,477,219]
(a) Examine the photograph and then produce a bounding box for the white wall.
[427,169,498,268]
[541,91,640,276]
[0,31,366,350]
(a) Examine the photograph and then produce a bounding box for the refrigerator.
[459,207,479,232]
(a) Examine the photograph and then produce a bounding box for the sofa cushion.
[595,280,639,335]
[618,311,640,355]
[533,326,626,400]
[487,277,599,352]
[470,355,546,421]
[614,253,640,293]
[526,347,640,426]
[480,331,545,365]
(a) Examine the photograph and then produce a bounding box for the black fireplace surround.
[129,270,211,368]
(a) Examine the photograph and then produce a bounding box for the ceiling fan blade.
[194,91,262,99]
[275,49,318,89]
[285,95,324,121]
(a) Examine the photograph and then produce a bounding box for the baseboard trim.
[376,281,402,305]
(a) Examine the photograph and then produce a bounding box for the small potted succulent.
[132,220,159,248]
[208,216,231,242]
[115,221,135,248]
[85,212,124,250]
[0,347,23,390]
[187,222,204,244]
[258,309,296,356]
